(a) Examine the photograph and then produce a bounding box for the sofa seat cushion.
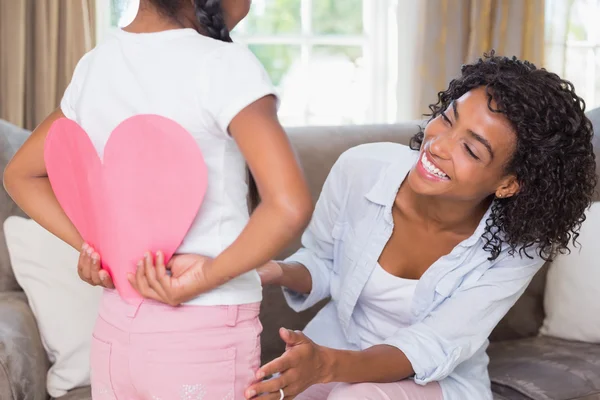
[53,386,91,400]
[0,120,29,292]
[0,291,49,400]
[488,336,600,400]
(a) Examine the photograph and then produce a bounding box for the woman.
[245,53,597,400]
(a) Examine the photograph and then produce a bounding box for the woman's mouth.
[419,152,450,180]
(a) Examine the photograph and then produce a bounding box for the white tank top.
[353,263,419,349]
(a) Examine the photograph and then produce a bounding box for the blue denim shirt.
[283,143,544,400]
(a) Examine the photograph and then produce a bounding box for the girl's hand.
[128,252,214,306]
[257,261,283,286]
[77,243,114,288]
[246,328,333,399]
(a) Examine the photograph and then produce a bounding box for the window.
[545,0,600,110]
[96,0,399,126]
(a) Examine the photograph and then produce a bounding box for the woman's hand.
[128,252,214,306]
[246,328,333,399]
[257,261,283,286]
[77,243,114,288]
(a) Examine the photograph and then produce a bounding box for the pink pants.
[296,380,444,400]
[90,289,262,400]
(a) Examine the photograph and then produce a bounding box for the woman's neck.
[395,183,491,236]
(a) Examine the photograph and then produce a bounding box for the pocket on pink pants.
[90,336,117,400]
[135,346,237,400]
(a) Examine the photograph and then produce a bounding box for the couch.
[1,111,600,400]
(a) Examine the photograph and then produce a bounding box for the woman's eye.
[464,144,480,160]
[441,112,452,125]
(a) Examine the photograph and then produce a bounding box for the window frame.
[545,0,600,109]
[95,0,399,126]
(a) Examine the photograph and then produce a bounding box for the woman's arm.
[245,330,414,399]
[259,261,313,295]
[3,109,82,249]
[327,345,414,383]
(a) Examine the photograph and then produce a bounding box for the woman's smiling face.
[407,87,520,202]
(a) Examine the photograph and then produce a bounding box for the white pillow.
[540,202,600,342]
[3,216,102,397]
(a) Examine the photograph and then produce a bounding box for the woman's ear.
[495,175,520,199]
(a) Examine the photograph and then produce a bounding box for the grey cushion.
[0,292,49,400]
[588,107,600,134]
[52,386,91,400]
[492,388,531,400]
[588,107,600,200]
[488,336,600,400]
[490,263,549,342]
[0,120,29,292]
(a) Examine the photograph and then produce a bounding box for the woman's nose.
[429,135,453,160]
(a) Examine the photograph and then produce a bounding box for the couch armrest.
[0,292,49,400]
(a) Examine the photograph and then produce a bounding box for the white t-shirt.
[60,28,277,306]
[353,263,418,349]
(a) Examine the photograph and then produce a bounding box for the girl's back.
[62,28,277,305]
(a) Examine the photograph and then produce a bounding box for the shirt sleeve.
[60,52,92,120]
[203,43,278,135]
[383,254,545,384]
[282,152,350,312]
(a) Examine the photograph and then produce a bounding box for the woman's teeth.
[421,153,449,179]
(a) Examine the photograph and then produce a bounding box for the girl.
[3,0,313,399]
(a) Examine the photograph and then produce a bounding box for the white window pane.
[237,0,301,35]
[313,0,364,35]
[565,46,594,103]
[248,44,301,87]
[567,0,592,42]
[305,46,368,125]
[110,0,138,28]
[247,45,304,125]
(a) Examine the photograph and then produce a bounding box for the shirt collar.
[365,150,418,208]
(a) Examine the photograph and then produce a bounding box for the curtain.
[0,0,95,130]
[411,0,546,118]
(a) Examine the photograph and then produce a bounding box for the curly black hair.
[410,51,597,261]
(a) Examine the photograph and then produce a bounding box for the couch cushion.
[488,336,600,400]
[540,202,600,342]
[0,120,29,292]
[490,263,549,342]
[4,217,102,398]
[589,107,600,201]
[53,386,91,400]
[0,291,49,400]
[492,387,531,400]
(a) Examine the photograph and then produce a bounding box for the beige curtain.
[0,0,95,130]
[414,0,546,117]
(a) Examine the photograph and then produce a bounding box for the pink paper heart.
[44,115,207,303]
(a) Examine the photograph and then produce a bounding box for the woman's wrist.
[318,345,338,384]
[267,260,286,286]
[278,262,313,294]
